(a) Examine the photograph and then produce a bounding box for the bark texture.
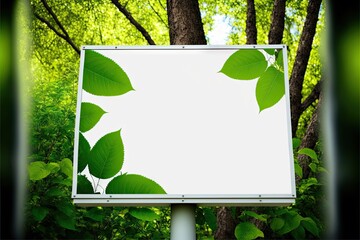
[298,92,322,179]
[214,207,237,240]
[268,0,286,44]
[289,0,322,136]
[246,0,257,44]
[166,0,207,45]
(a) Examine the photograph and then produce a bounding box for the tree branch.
[268,0,286,44]
[111,0,156,45]
[34,12,67,39]
[147,0,169,29]
[301,78,322,112]
[289,0,322,136]
[40,0,69,38]
[34,0,80,55]
[246,0,257,44]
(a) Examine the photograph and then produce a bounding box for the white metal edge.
[81,44,286,50]
[73,194,295,199]
[71,49,85,197]
[282,46,297,197]
[74,198,295,207]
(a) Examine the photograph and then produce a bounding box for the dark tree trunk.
[268,0,286,44]
[246,0,257,44]
[214,207,237,240]
[298,92,322,179]
[289,0,322,137]
[166,0,207,45]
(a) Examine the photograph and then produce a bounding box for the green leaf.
[54,177,72,186]
[270,217,285,231]
[78,133,90,173]
[243,210,267,222]
[277,211,303,235]
[46,162,60,173]
[32,206,49,222]
[83,50,134,96]
[264,49,275,55]
[60,158,73,178]
[55,211,76,230]
[77,175,94,194]
[235,222,264,240]
[80,102,106,132]
[46,187,65,197]
[56,202,75,217]
[309,162,318,173]
[84,207,104,221]
[220,50,267,80]
[292,138,301,149]
[256,66,285,112]
[301,217,320,237]
[276,49,284,68]
[106,174,166,194]
[298,148,318,163]
[88,130,124,179]
[129,207,160,221]
[28,161,51,181]
[294,161,303,178]
[291,225,306,239]
[203,208,217,231]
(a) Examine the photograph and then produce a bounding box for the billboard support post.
[170,204,196,240]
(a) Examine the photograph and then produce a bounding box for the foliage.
[23,0,325,239]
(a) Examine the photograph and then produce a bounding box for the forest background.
[0,0,359,239]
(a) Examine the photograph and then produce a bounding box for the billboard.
[72,45,296,206]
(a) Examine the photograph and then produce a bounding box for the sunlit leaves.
[80,102,106,132]
[59,158,73,178]
[220,49,267,80]
[29,161,62,181]
[88,130,124,179]
[83,50,134,96]
[106,174,166,194]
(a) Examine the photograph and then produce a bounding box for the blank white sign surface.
[72,46,296,206]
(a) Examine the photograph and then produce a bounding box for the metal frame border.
[72,45,296,207]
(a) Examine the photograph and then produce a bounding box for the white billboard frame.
[72,45,296,206]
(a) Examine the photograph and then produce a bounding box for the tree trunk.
[289,0,322,136]
[214,207,237,240]
[298,92,322,179]
[268,0,286,44]
[166,0,207,45]
[246,0,257,44]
